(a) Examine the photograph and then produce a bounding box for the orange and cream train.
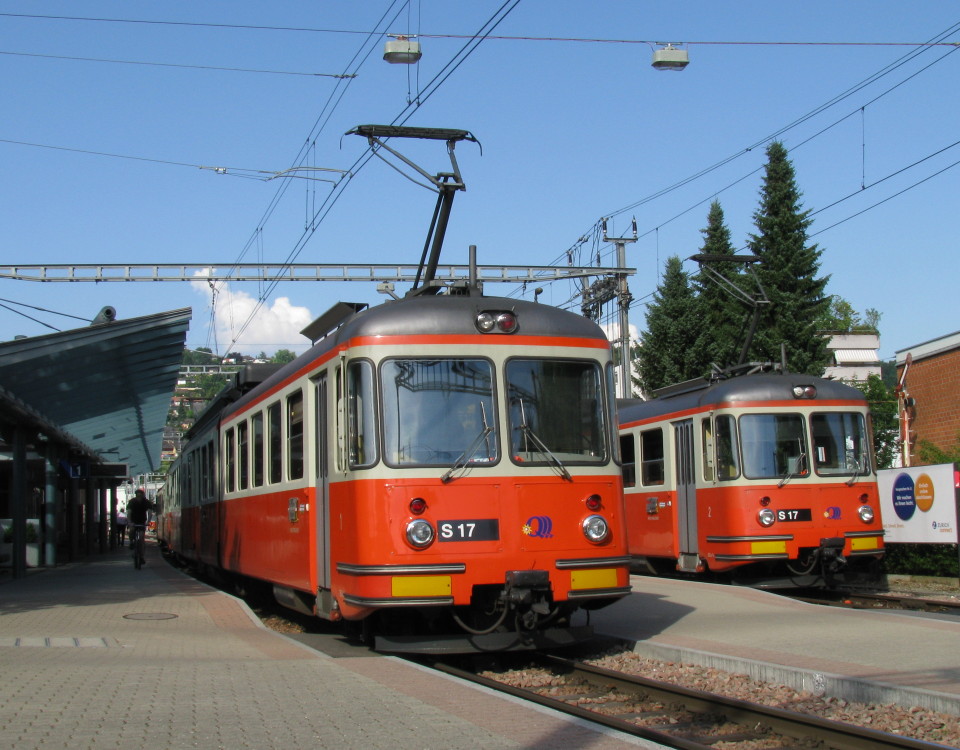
[158,288,631,653]
[618,372,885,587]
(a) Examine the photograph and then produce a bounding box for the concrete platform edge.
[625,639,960,717]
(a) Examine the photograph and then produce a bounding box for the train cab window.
[225,427,236,493]
[252,412,265,487]
[811,412,870,476]
[620,434,637,487]
[740,413,807,480]
[346,361,378,468]
[268,402,282,484]
[287,390,304,480]
[382,358,496,467]
[506,359,605,466]
[714,414,740,480]
[639,428,664,486]
[237,422,249,490]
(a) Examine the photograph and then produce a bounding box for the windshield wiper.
[441,402,494,484]
[778,442,806,488]
[845,455,864,486]
[517,399,572,482]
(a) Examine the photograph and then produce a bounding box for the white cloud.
[190,270,314,356]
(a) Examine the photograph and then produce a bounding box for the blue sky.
[2,2,958,362]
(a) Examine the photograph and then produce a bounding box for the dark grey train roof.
[221,294,610,421]
[618,372,868,425]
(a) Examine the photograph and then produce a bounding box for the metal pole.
[44,443,59,566]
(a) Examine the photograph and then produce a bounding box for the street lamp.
[651,43,689,71]
[384,35,422,64]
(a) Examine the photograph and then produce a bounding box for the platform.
[592,575,960,716]
[0,542,651,750]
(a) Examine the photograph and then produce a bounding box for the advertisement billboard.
[877,464,959,544]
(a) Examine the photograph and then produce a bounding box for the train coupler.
[504,570,551,613]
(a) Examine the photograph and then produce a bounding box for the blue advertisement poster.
[877,464,959,543]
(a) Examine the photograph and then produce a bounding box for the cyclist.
[126,489,154,566]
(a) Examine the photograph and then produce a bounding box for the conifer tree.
[634,255,700,393]
[691,201,746,374]
[747,142,830,374]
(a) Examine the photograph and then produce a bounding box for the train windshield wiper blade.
[520,423,572,482]
[441,402,494,484]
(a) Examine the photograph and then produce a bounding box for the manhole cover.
[123,613,178,621]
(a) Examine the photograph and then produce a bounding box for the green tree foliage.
[817,296,881,334]
[271,349,297,364]
[635,256,701,393]
[917,432,960,465]
[691,201,747,373]
[747,142,830,374]
[852,374,899,469]
[182,347,218,366]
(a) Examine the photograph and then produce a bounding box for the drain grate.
[123,612,178,620]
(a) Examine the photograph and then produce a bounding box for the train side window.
[252,412,265,487]
[715,415,740,480]
[702,420,714,482]
[347,360,378,468]
[639,428,665,486]
[237,420,249,490]
[224,427,235,493]
[268,401,282,484]
[287,390,304,480]
[620,434,636,487]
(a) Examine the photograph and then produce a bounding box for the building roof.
[0,308,191,476]
[831,348,881,364]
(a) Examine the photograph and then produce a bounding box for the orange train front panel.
[326,475,629,620]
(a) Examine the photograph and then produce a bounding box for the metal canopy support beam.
[0,263,634,284]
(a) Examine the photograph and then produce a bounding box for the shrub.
[882,543,959,577]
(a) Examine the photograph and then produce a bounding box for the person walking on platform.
[115,508,128,547]
[126,489,154,566]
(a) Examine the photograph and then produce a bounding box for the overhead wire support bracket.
[346,125,481,295]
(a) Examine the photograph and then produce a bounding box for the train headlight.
[475,310,518,334]
[792,385,817,399]
[858,505,875,523]
[582,515,609,544]
[405,519,435,548]
[757,508,777,527]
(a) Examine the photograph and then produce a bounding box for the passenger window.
[620,434,636,487]
[268,402,282,484]
[288,390,304,480]
[237,422,249,491]
[252,413,264,487]
[640,428,665,486]
[702,420,714,482]
[225,427,235,493]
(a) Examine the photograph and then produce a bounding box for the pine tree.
[691,201,747,374]
[747,142,830,374]
[635,256,700,393]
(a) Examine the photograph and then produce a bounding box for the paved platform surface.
[592,575,960,716]
[0,544,652,750]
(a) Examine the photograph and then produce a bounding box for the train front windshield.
[506,359,606,465]
[382,358,498,466]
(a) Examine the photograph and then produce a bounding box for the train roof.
[216,292,610,422]
[618,371,869,425]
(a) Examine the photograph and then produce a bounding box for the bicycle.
[130,524,147,569]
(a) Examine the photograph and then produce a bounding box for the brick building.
[895,330,960,466]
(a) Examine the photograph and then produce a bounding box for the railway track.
[787,589,960,616]
[427,653,949,750]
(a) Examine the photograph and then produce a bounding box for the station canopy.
[0,308,191,476]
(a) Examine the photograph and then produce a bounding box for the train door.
[313,373,330,591]
[673,418,699,571]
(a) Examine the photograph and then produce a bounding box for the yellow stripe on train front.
[570,568,618,590]
[750,540,787,555]
[391,576,452,597]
